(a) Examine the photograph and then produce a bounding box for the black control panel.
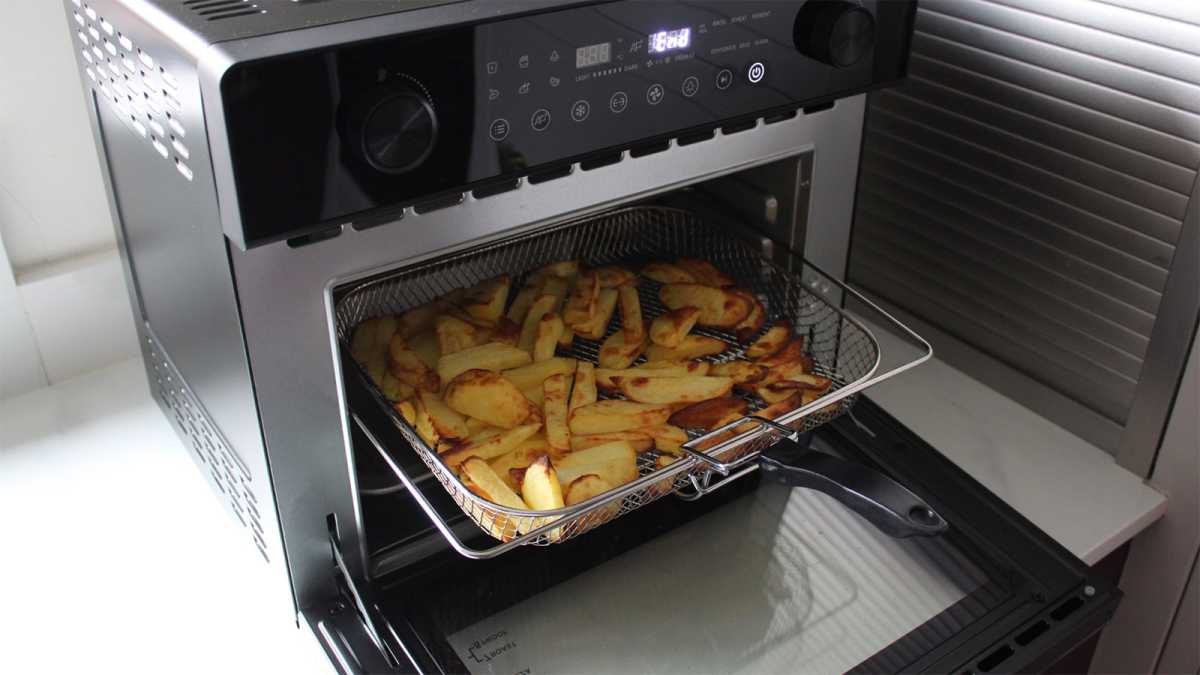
[221,0,916,246]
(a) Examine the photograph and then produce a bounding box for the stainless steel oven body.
[66,1,1129,672]
[69,0,897,615]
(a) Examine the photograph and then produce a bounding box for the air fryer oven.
[64,0,1123,672]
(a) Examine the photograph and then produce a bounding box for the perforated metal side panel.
[68,0,196,182]
[144,328,272,563]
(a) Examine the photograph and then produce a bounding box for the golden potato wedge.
[569,361,597,411]
[641,262,696,285]
[540,276,571,312]
[659,283,751,328]
[407,331,441,370]
[435,315,481,356]
[649,306,702,348]
[460,275,511,324]
[745,322,792,359]
[388,335,441,393]
[543,373,571,452]
[639,424,690,455]
[595,266,638,288]
[616,375,734,405]
[557,327,575,348]
[570,431,654,453]
[502,357,577,392]
[757,337,807,369]
[440,422,542,469]
[444,369,536,429]
[636,360,711,375]
[394,400,417,427]
[413,396,442,448]
[518,294,559,354]
[668,396,749,431]
[379,372,415,402]
[647,454,682,499]
[568,400,674,434]
[417,390,470,441]
[506,284,542,323]
[350,316,397,364]
[437,342,531,385]
[489,441,552,491]
[617,283,645,344]
[465,416,492,435]
[564,475,618,520]
[521,384,544,407]
[644,335,729,362]
[533,313,565,362]
[521,455,565,511]
[554,440,639,487]
[532,260,580,281]
[676,258,736,287]
[488,317,521,347]
[573,288,619,341]
[460,457,529,539]
[397,301,445,339]
[562,272,600,328]
[365,351,388,390]
[732,290,766,342]
[598,330,646,369]
[710,359,770,385]
[461,457,528,510]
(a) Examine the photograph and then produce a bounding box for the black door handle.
[759,438,948,538]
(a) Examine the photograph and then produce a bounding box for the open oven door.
[308,383,1120,675]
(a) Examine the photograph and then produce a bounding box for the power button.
[747,61,766,84]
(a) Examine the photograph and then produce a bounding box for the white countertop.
[0,352,1166,674]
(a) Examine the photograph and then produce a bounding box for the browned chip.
[746,322,792,359]
[668,396,750,431]
[676,258,736,287]
[731,290,766,343]
[594,266,638,288]
[648,306,702,348]
[641,262,697,285]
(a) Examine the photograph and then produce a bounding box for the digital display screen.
[648,27,691,53]
[576,42,612,69]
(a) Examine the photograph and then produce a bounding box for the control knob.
[342,77,438,174]
[794,1,876,68]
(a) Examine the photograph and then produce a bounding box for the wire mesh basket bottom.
[335,206,879,546]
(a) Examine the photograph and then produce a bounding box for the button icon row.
[646,83,665,105]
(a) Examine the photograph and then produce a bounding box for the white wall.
[0,0,137,399]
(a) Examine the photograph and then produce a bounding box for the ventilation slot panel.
[145,333,270,563]
[181,0,265,21]
[70,4,195,182]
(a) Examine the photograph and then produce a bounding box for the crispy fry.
[647,455,682,499]
[569,431,654,453]
[541,276,571,312]
[676,258,736,287]
[521,455,565,511]
[532,260,580,281]
[519,294,559,354]
[460,275,511,324]
[648,306,702,348]
[616,375,734,404]
[388,335,440,393]
[746,322,792,359]
[394,400,417,427]
[444,369,536,429]
[543,373,571,452]
[641,262,696,285]
[416,390,470,441]
[598,330,646,369]
[568,400,674,434]
[617,283,645,344]
[379,372,415,402]
[636,360,711,375]
[644,335,729,362]
[435,315,481,356]
[461,457,528,511]
[502,357,577,392]
[569,362,597,411]
[639,424,690,455]
[488,317,521,347]
[397,301,446,339]
[564,475,618,521]
[437,342,531,385]
[659,283,751,328]
[506,285,542,323]
[595,266,638,288]
[554,440,638,487]
[757,337,807,369]
[440,423,542,469]
[574,288,619,340]
[533,313,565,362]
[562,272,601,328]
[668,396,750,431]
[731,289,766,342]
[709,359,770,385]
[407,331,440,370]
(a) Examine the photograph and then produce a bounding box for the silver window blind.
[850,0,1200,448]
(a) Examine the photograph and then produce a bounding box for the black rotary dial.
[344,79,438,174]
[794,1,877,68]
